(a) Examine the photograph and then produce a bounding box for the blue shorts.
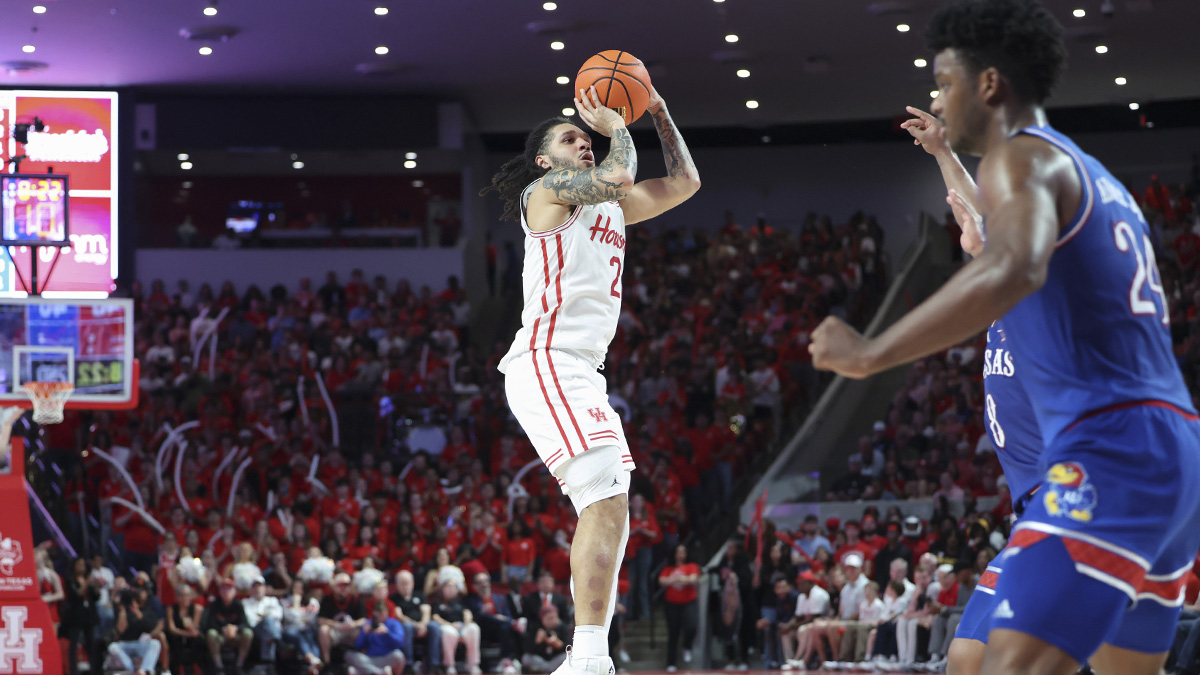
[955,552,1005,643]
[988,404,1200,663]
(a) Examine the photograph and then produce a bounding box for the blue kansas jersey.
[1003,126,1196,445]
[981,320,1042,502]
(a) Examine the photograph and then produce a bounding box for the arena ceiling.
[2,0,1198,133]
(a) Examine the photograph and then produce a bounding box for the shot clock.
[1,174,70,246]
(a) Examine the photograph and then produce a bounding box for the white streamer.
[226,457,253,520]
[191,306,230,367]
[211,446,246,505]
[313,373,339,448]
[266,491,275,514]
[109,497,166,535]
[208,324,219,381]
[90,447,144,509]
[297,378,310,427]
[174,440,192,514]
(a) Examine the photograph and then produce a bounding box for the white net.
[24,382,74,426]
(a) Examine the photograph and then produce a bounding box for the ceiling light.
[374,7,389,15]
[405,152,418,160]
[412,180,425,188]
[914,58,927,67]
[543,1,557,9]
[177,153,190,161]
[198,46,213,55]
[550,41,565,50]
[180,162,193,170]
[736,69,750,78]
[1095,45,1108,54]
[292,161,304,169]
[745,100,759,109]
[32,5,46,13]
[556,75,570,84]
[897,24,911,32]
[375,46,389,55]
[203,6,217,16]
[21,45,35,54]
[1129,102,1140,110]
[1073,8,1086,17]
[403,160,417,169]
[714,0,725,3]
[725,34,739,43]
[562,107,575,116]
[930,91,940,99]
[182,181,193,189]
[1115,76,1127,85]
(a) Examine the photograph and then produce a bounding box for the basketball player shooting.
[810,1,1200,674]
[480,85,699,675]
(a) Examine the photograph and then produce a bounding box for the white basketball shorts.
[504,348,635,511]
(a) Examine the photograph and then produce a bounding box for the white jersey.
[498,181,627,373]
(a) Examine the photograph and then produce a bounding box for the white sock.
[572,625,609,659]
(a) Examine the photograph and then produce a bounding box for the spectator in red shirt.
[627,494,662,621]
[502,520,537,587]
[658,543,701,670]
[835,521,878,578]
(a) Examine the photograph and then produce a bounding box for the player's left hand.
[647,85,664,115]
[809,316,876,379]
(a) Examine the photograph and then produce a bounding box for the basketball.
[575,50,652,126]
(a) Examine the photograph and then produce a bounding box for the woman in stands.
[35,549,64,635]
[165,584,205,675]
[349,526,385,569]
[60,556,97,675]
[281,578,324,675]
[424,547,465,599]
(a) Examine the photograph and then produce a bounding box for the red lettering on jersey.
[588,408,608,422]
[588,215,626,250]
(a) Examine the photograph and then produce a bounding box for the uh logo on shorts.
[1043,462,1098,523]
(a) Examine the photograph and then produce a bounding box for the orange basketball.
[575,50,652,126]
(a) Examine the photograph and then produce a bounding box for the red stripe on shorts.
[531,348,573,458]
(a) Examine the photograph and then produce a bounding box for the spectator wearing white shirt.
[242,577,284,663]
[748,357,781,435]
[810,553,867,664]
[145,332,176,365]
[850,436,886,478]
[782,571,830,670]
[837,582,886,664]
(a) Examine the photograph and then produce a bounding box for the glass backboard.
[0,297,134,406]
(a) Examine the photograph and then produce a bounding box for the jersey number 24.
[1113,221,1168,326]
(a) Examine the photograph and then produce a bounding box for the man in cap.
[319,572,368,665]
[783,571,832,670]
[818,553,869,668]
[201,577,254,674]
[242,574,283,664]
[927,560,976,670]
[834,521,877,578]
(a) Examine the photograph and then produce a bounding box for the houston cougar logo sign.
[0,537,21,576]
[0,606,41,673]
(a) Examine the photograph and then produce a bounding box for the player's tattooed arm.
[541,126,638,205]
[649,103,699,182]
[617,89,701,225]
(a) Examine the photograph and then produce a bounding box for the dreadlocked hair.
[479,116,573,222]
[926,0,1066,105]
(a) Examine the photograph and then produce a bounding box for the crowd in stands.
[28,212,887,675]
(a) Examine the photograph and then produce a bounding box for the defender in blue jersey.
[811,2,1200,675]
[903,109,1046,675]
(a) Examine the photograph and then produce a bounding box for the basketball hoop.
[24,382,74,425]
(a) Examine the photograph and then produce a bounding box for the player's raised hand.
[809,316,876,380]
[900,106,951,157]
[646,85,664,115]
[948,188,984,257]
[575,87,627,138]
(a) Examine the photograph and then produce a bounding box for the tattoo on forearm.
[541,127,637,205]
[651,107,698,180]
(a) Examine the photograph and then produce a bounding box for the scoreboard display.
[0,90,118,296]
[1,175,70,246]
